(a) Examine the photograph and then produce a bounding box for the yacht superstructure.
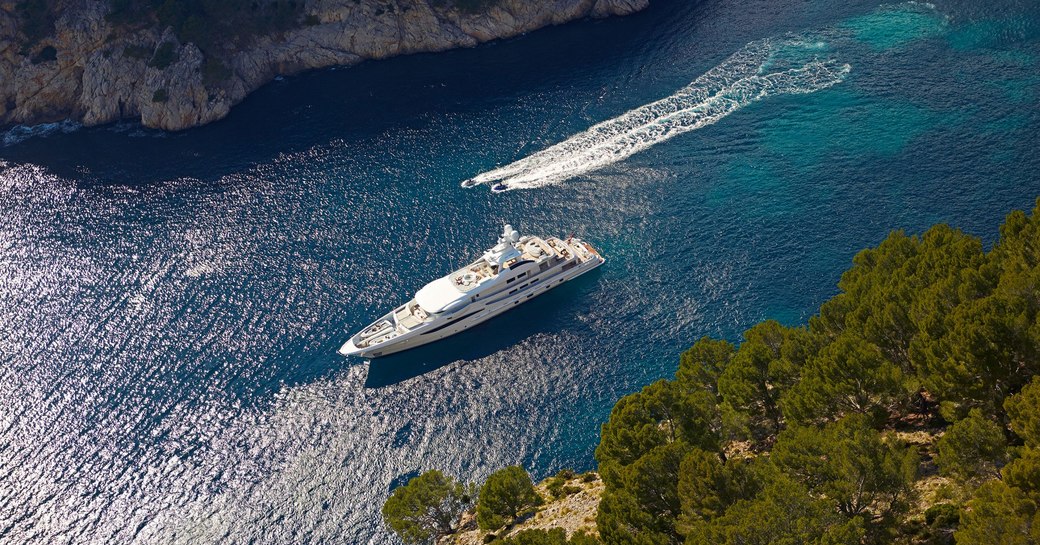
[339,224,604,358]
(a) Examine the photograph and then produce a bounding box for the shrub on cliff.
[106,0,303,54]
[201,57,233,86]
[477,466,543,530]
[382,470,475,544]
[147,41,179,69]
[430,0,501,14]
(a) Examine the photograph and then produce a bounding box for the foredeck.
[395,301,428,330]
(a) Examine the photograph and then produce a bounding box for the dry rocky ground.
[442,472,604,545]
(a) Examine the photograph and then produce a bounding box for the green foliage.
[934,408,1007,482]
[955,480,1039,545]
[955,341,1040,544]
[716,321,788,444]
[924,502,959,527]
[555,468,576,480]
[105,0,303,56]
[152,88,169,102]
[596,441,691,544]
[381,470,474,544]
[915,210,1040,419]
[675,337,734,397]
[684,477,865,545]
[592,201,1040,545]
[567,531,601,545]
[782,334,908,425]
[596,486,670,545]
[546,477,566,499]
[595,378,719,486]
[491,528,567,545]
[433,0,500,14]
[771,415,918,524]
[1002,449,1040,501]
[1007,376,1040,447]
[546,469,580,498]
[201,56,233,86]
[546,480,580,499]
[147,41,179,69]
[676,450,760,532]
[477,466,543,531]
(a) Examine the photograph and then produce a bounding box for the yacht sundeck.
[339,224,604,358]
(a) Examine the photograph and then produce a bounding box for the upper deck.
[448,236,563,291]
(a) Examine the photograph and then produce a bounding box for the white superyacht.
[339,224,604,358]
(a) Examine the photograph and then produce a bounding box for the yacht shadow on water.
[362,272,600,389]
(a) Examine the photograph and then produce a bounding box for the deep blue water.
[2,0,1039,542]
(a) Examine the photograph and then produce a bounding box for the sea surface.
[2,0,1039,542]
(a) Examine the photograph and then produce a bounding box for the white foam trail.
[2,119,82,146]
[464,38,850,191]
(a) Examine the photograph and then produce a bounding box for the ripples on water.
[2,0,1039,543]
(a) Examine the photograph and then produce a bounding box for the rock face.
[0,0,648,131]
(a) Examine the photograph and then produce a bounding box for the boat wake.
[462,37,851,192]
[2,120,82,147]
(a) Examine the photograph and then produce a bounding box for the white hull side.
[351,257,601,358]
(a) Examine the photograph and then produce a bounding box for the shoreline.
[0,0,648,133]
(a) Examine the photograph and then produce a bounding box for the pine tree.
[382,470,475,544]
[934,408,1008,483]
[955,480,1039,545]
[771,415,918,522]
[781,334,908,425]
[476,466,543,531]
[716,321,789,445]
[1006,376,1040,447]
[684,476,865,545]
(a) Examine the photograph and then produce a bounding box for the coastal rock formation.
[0,0,648,131]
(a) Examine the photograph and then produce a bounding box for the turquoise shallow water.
[2,0,1039,543]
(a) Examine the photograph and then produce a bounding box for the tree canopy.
[934,408,1008,483]
[477,466,544,531]
[594,199,1040,545]
[955,376,1040,544]
[382,470,475,544]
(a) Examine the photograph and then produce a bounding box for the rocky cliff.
[0,0,647,132]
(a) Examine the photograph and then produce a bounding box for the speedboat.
[339,224,604,358]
